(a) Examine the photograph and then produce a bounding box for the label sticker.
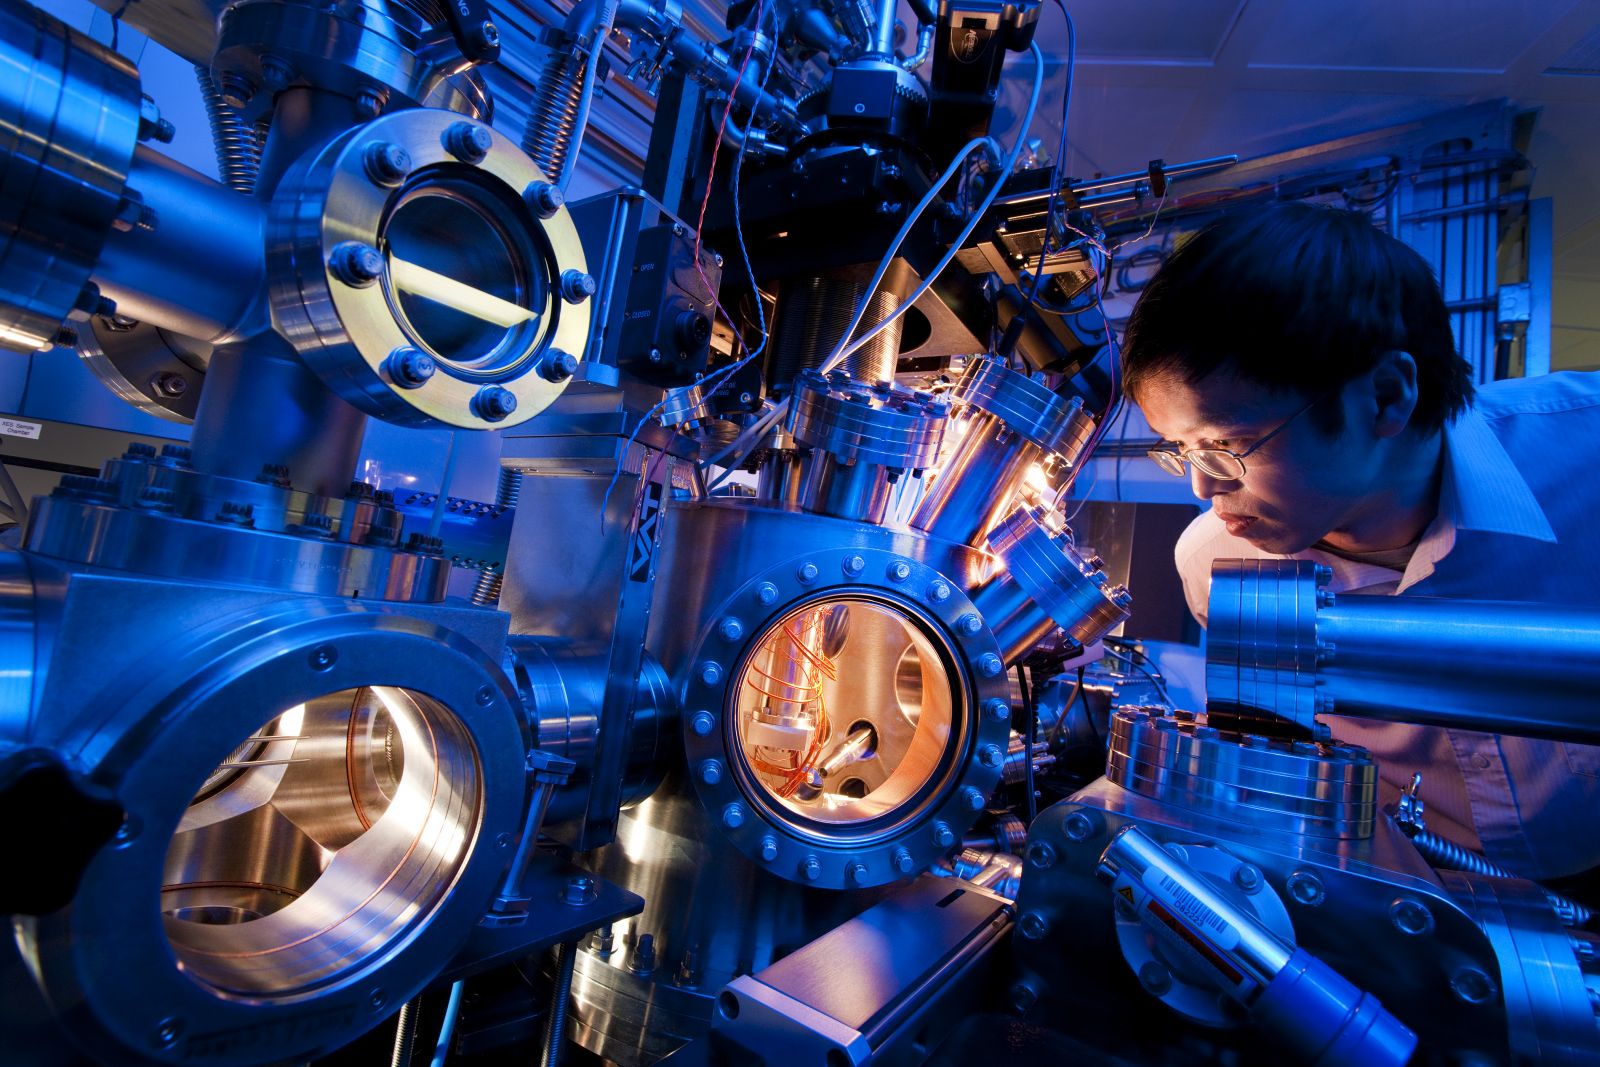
[0,418,41,440]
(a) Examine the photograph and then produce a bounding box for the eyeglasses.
[1146,389,1332,481]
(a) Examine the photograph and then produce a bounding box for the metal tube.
[871,0,898,57]
[188,334,368,496]
[254,86,365,198]
[91,145,266,344]
[911,412,1041,547]
[541,940,578,1067]
[1319,596,1600,743]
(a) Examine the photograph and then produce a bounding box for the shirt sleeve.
[1173,511,1227,628]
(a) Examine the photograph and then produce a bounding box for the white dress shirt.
[1174,370,1600,879]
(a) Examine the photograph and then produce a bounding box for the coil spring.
[1412,828,1593,928]
[195,66,262,193]
[522,47,586,180]
[496,467,522,510]
[470,563,503,606]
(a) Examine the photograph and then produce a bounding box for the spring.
[1412,828,1592,928]
[522,46,586,180]
[195,66,262,193]
[470,563,503,606]
[496,467,522,510]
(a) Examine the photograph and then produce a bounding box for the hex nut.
[525,181,564,218]
[472,385,518,422]
[444,121,493,163]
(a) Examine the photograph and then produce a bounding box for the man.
[1121,200,1600,881]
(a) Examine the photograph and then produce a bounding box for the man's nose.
[1190,465,1234,500]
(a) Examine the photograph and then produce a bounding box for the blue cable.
[430,980,464,1067]
[1024,1,1076,309]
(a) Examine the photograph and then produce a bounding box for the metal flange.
[269,108,590,429]
[677,544,1012,890]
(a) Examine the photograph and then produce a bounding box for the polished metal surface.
[0,0,142,352]
[787,369,948,524]
[75,313,212,423]
[1207,558,1600,742]
[1105,706,1378,840]
[767,263,914,396]
[976,504,1131,660]
[268,107,591,430]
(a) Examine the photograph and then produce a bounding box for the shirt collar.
[1441,404,1557,542]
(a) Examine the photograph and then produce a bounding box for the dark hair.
[1121,202,1474,433]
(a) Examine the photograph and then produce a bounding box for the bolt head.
[980,744,1003,768]
[699,661,723,686]
[978,653,1003,677]
[539,349,579,382]
[892,848,914,874]
[561,269,597,303]
[1450,966,1495,1005]
[1063,811,1097,842]
[722,803,745,829]
[961,786,986,812]
[363,141,412,186]
[797,562,819,583]
[842,554,865,576]
[385,346,436,389]
[932,822,955,847]
[760,836,780,862]
[525,181,564,218]
[928,580,951,603]
[1390,897,1435,936]
[1233,864,1262,893]
[472,385,519,422]
[330,241,384,287]
[1287,871,1325,907]
[691,711,716,736]
[846,862,868,885]
[887,560,911,582]
[1138,961,1172,996]
[259,55,294,91]
[717,617,744,641]
[699,759,723,786]
[986,698,1010,721]
[1026,842,1056,868]
[1018,912,1049,940]
[1009,982,1037,1013]
[957,613,982,636]
[444,121,493,163]
[755,581,779,605]
[151,371,187,398]
[801,856,822,881]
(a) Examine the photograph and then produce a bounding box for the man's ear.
[1369,350,1419,439]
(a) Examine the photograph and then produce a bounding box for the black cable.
[1018,664,1038,823]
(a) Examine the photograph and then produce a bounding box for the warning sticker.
[0,418,41,440]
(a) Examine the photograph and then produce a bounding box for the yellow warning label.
[1116,885,1135,904]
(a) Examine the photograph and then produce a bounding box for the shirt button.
[1471,753,1493,770]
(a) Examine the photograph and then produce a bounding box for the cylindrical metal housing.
[767,262,915,396]
[786,370,947,524]
[0,0,142,352]
[911,358,1096,547]
[1206,559,1600,743]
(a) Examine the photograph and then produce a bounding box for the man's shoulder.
[1475,370,1600,423]
[1174,509,1272,571]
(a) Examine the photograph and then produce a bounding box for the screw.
[1450,966,1495,1005]
[309,645,337,671]
[330,241,384,287]
[1390,897,1434,936]
[1233,864,1263,893]
[842,554,865,576]
[928,580,951,603]
[363,141,412,186]
[52,325,79,348]
[760,836,780,862]
[217,70,257,109]
[932,822,955,848]
[1026,842,1056,869]
[961,786,986,811]
[563,875,596,905]
[797,562,819,583]
[979,744,1003,768]
[699,661,723,686]
[631,934,656,975]
[691,711,716,736]
[647,347,664,363]
[560,269,597,303]
[137,97,174,143]
[1138,961,1172,996]
[214,501,254,525]
[525,181,564,218]
[152,1017,183,1048]
[722,803,745,829]
[1317,589,1337,609]
[356,87,386,118]
[801,856,822,881]
[538,349,579,382]
[369,989,388,1010]
[151,371,187,398]
[986,698,1010,722]
[1016,913,1051,942]
[259,55,294,91]
[472,385,518,422]
[257,463,291,487]
[1009,982,1037,1013]
[385,346,436,388]
[699,759,723,785]
[755,582,779,605]
[1287,870,1325,907]
[444,121,493,163]
[476,684,494,706]
[978,653,1003,677]
[846,861,868,885]
[892,848,914,874]
[717,617,744,641]
[1063,811,1097,842]
[887,560,911,582]
[957,613,982,636]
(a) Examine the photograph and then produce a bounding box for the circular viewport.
[162,686,481,996]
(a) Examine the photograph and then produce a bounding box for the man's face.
[1136,371,1382,554]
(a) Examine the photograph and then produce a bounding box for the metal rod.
[540,940,579,1067]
